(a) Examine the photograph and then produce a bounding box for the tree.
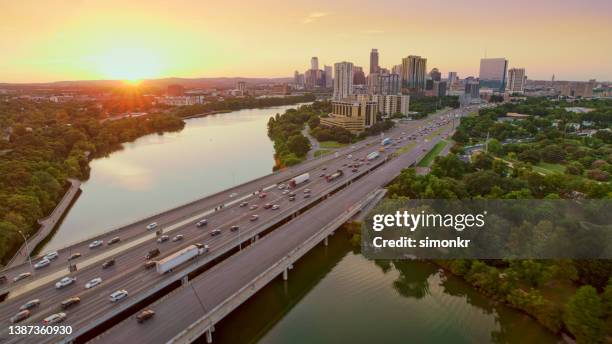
[564,286,605,344]
[286,134,310,157]
[487,138,503,155]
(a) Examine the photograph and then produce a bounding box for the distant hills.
[0,76,294,90]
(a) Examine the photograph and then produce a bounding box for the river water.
[43,104,557,343]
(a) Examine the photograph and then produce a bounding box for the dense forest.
[0,99,185,265]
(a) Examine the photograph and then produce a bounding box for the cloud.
[302,12,330,24]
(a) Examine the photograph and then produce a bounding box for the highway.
[93,111,460,344]
[0,106,473,343]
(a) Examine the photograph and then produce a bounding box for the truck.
[155,244,209,274]
[326,170,343,182]
[288,173,310,188]
[381,137,392,146]
[367,151,380,160]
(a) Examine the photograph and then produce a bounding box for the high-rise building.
[236,81,246,94]
[324,65,333,88]
[352,66,366,85]
[320,98,377,133]
[392,64,402,76]
[433,81,447,97]
[507,68,527,94]
[305,69,325,89]
[465,77,480,99]
[167,84,185,96]
[369,49,379,75]
[371,94,410,116]
[479,58,508,91]
[367,73,401,95]
[401,55,427,91]
[311,57,319,71]
[448,72,457,85]
[430,68,441,82]
[333,61,354,100]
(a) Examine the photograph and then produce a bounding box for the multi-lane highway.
[0,106,473,343]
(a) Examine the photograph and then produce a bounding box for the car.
[145,248,160,260]
[211,229,222,236]
[146,222,158,230]
[239,201,249,207]
[19,299,41,311]
[55,276,76,289]
[68,253,81,260]
[157,235,169,243]
[277,184,286,190]
[10,310,31,324]
[172,234,184,242]
[250,214,259,221]
[347,154,352,159]
[319,173,326,177]
[85,277,102,289]
[102,259,115,269]
[34,258,51,269]
[110,290,128,302]
[271,204,280,210]
[196,219,208,227]
[230,225,239,232]
[282,189,290,194]
[249,205,258,210]
[89,240,103,248]
[137,309,155,323]
[60,297,80,310]
[258,192,267,199]
[43,312,66,325]
[108,237,121,245]
[304,194,311,198]
[13,273,31,282]
[288,196,295,202]
[43,251,59,260]
[144,261,156,269]
[194,243,209,252]
[352,168,358,172]
[303,188,311,194]
[263,203,272,209]
[322,167,327,170]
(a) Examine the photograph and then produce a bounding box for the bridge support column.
[206,329,213,343]
[324,236,329,246]
[181,275,189,285]
[283,267,288,281]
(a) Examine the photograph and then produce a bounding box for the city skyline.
[2,0,611,83]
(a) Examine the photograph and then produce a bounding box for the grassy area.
[313,149,333,158]
[534,162,566,174]
[417,140,448,167]
[391,142,417,157]
[319,141,348,149]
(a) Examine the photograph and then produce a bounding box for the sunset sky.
[1,0,611,83]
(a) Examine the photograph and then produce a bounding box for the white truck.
[289,173,310,188]
[155,244,209,274]
[367,151,380,160]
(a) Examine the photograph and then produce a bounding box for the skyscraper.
[333,61,354,100]
[401,55,427,91]
[479,58,508,92]
[352,66,366,85]
[369,49,379,75]
[429,68,441,82]
[448,72,458,85]
[392,64,402,76]
[324,65,333,88]
[507,68,527,94]
[311,57,319,71]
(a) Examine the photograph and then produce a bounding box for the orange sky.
[1,0,611,83]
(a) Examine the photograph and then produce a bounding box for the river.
[43,104,557,343]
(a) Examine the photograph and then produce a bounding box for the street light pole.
[17,230,34,273]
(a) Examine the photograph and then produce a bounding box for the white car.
[271,204,280,210]
[43,312,66,325]
[13,273,31,282]
[43,251,59,260]
[277,184,286,190]
[55,277,76,289]
[85,277,102,289]
[282,190,290,195]
[34,258,50,269]
[146,222,158,230]
[157,235,169,243]
[229,192,238,198]
[89,240,103,249]
[109,290,128,302]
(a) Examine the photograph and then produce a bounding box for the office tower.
[367,73,400,95]
[401,55,427,91]
[448,72,457,85]
[479,58,508,91]
[324,65,333,88]
[236,81,246,93]
[507,68,527,94]
[465,77,480,99]
[370,49,379,75]
[305,69,325,89]
[294,71,300,85]
[167,84,185,96]
[433,81,447,97]
[352,66,366,85]
[430,68,441,82]
[371,94,410,116]
[333,61,354,100]
[392,64,402,76]
[311,57,319,71]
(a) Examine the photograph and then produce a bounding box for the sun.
[94,47,162,81]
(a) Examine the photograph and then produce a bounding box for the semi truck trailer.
[289,173,310,188]
[156,244,209,274]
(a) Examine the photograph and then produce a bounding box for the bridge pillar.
[283,267,288,281]
[324,236,329,246]
[206,329,213,343]
[181,275,189,285]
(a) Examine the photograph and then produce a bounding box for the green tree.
[564,286,605,344]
